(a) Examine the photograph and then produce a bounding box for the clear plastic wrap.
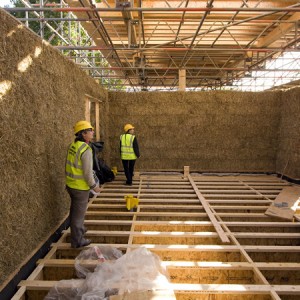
[45,247,172,300]
[44,279,86,300]
[75,246,123,278]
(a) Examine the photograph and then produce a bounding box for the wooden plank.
[244,245,300,252]
[188,175,230,243]
[17,281,300,294]
[11,286,26,300]
[110,290,176,300]
[70,230,300,239]
[37,259,300,271]
[203,194,277,198]
[88,204,204,210]
[294,214,300,222]
[84,220,213,225]
[212,205,269,210]
[200,190,280,194]
[256,12,300,47]
[232,232,300,239]
[64,229,222,238]
[84,93,103,103]
[53,243,240,251]
[127,178,142,251]
[104,188,195,193]
[265,186,300,221]
[208,200,272,204]
[92,199,200,204]
[256,263,300,270]
[85,211,207,217]
[83,219,300,228]
[99,193,197,198]
[18,280,55,290]
[172,283,300,294]
[222,222,300,227]
[215,213,269,217]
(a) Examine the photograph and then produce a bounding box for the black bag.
[98,159,115,183]
[91,141,115,184]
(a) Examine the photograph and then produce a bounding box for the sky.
[0,0,13,7]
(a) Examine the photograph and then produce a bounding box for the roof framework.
[5,0,300,91]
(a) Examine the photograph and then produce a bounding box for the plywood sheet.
[265,186,300,221]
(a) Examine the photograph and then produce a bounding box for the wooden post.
[179,69,186,91]
[85,94,102,141]
[183,166,190,178]
[85,97,90,121]
[95,102,100,141]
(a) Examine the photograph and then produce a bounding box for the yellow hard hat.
[124,123,134,132]
[74,120,94,134]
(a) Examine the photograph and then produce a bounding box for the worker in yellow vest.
[65,120,101,248]
[120,124,140,185]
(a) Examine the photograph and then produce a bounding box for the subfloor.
[12,172,300,300]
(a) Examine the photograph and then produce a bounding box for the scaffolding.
[3,0,300,91]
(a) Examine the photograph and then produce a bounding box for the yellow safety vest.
[120,134,137,160]
[65,141,91,190]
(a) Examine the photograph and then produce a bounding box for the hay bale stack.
[0,8,106,286]
[108,90,281,173]
[276,88,300,180]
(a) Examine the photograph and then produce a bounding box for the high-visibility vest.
[65,141,91,190]
[120,134,137,160]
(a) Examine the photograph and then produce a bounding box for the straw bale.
[107,90,282,174]
[276,87,300,180]
[0,9,106,286]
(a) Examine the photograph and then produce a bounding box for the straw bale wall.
[276,88,300,180]
[0,9,107,287]
[107,91,282,173]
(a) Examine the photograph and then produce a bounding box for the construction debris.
[45,247,173,300]
[265,186,300,221]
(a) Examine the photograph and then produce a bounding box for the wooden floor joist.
[10,171,300,300]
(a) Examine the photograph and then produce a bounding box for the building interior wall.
[0,9,106,287]
[107,90,287,174]
[275,88,300,180]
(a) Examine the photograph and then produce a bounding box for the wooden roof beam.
[256,12,300,47]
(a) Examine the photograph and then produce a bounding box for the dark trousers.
[122,159,136,184]
[66,186,89,248]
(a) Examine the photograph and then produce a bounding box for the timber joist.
[12,171,300,300]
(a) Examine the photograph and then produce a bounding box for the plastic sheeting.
[45,246,172,300]
[75,245,123,278]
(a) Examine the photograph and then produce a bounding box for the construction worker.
[65,120,101,248]
[120,124,140,185]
